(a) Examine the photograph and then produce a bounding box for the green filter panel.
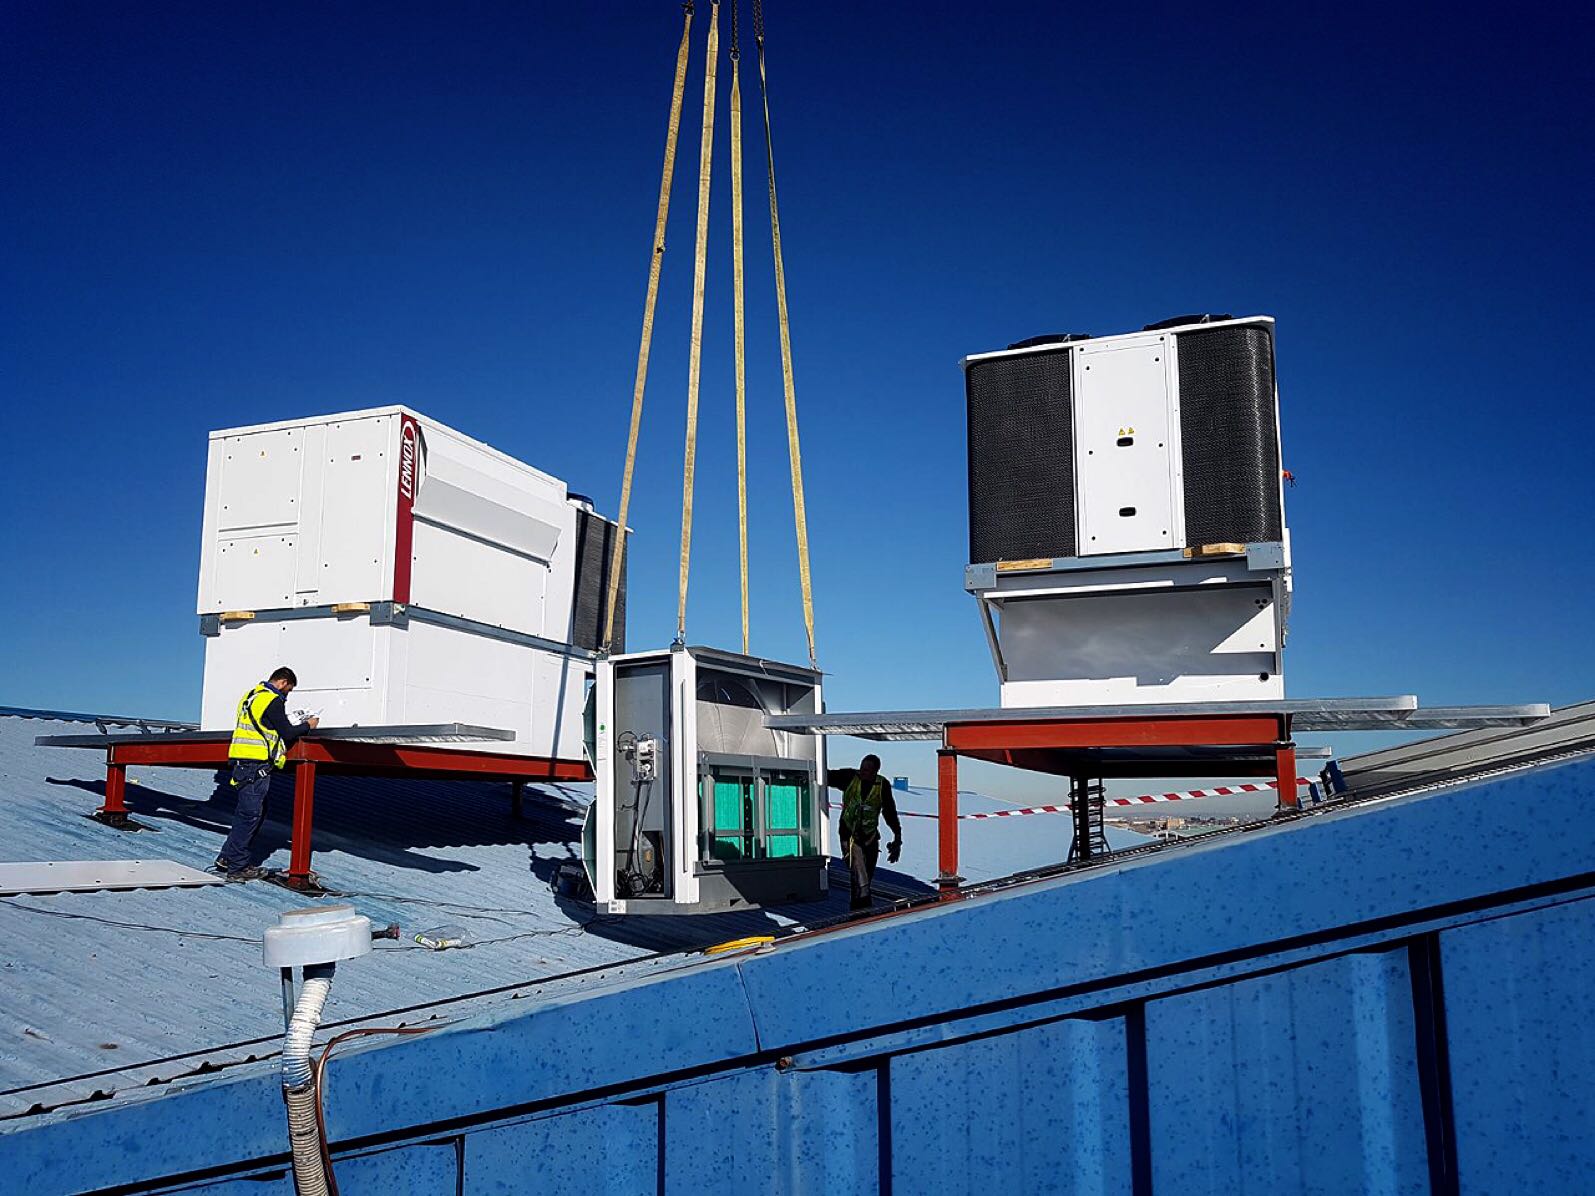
[766,782,803,831]
[714,779,748,830]
[766,834,802,859]
[709,775,752,862]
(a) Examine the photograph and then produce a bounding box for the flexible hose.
[283,972,332,1089]
[285,1085,329,1196]
[282,966,334,1196]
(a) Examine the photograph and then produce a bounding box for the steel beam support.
[87,735,591,887]
[936,750,962,894]
[104,736,591,780]
[95,757,131,828]
[944,714,1283,751]
[287,761,318,888]
[1276,743,1300,811]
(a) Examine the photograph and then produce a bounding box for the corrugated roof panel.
[4,710,1122,1116]
[3,755,1594,1194]
[0,714,919,1115]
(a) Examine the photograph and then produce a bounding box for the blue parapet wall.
[5,756,1594,1194]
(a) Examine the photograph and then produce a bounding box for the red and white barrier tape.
[899,778,1314,820]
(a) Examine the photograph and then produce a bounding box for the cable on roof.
[0,898,261,944]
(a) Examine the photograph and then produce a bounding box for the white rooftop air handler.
[196,406,624,758]
[585,647,827,914]
[962,315,1291,707]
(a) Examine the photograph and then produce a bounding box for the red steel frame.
[934,713,1297,895]
[95,737,591,889]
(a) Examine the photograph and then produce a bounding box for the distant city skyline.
[4,2,1592,799]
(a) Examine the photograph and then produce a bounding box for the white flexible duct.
[282,967,334,1196]
[282,972,331,1089]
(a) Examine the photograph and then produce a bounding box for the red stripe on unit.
[394,415,418,604]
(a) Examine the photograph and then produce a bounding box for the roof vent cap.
[263,904,373,968]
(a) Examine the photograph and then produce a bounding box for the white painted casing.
[196,406,600,758]
[197,406,571,628]
[966,316,1292,707]
[199,617,589,758]
[594,648,827,915]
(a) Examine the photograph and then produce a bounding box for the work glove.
[887,839,902,864]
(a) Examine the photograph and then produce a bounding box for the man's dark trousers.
[217,761,273,872]
[846,837,879,911]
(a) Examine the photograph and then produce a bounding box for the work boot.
[210,860,265,882]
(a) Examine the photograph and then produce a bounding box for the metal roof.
[0,705,195,731]
[0,714,855,1117]
[3,747,1592,1195]
[0,710,1140,1120]
[1336,699,1595,800]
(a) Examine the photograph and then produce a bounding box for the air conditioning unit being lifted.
[584,646,828,914]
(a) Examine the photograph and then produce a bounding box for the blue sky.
[3,3,1591,799]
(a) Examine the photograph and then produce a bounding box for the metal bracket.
[370,601,409,627]
[1245,541,1287,571]
[977,597,1008,683]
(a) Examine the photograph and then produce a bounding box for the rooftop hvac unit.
[585,647,828,914]
[962,316,1291,707]
[195,406,624,758]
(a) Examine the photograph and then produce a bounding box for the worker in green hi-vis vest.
[826,753,903,912]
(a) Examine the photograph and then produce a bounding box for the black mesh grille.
[966,348,1076,563]
[1176,325,1282,545]
[571,509,627,653]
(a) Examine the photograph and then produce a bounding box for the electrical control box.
[196,406,623,758]
[586,646,828,914]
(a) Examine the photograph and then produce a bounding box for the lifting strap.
[729,3,749,656]
[603,2,696,652]
[753,0,818,666]
[676,0,721,645]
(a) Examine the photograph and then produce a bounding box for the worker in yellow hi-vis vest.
[826,754,903,912]
[212,666,318,880]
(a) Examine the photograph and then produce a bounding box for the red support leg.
[97,756,131,828]
[936,749,962,895]
[287,761,318,888]
[1276,743,1299,811]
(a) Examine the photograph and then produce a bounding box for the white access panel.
[213,532,298,611]
[317,415,395,604]
[1072,336,1183,555]
[201,617,388,731]
[215,427,303,532]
